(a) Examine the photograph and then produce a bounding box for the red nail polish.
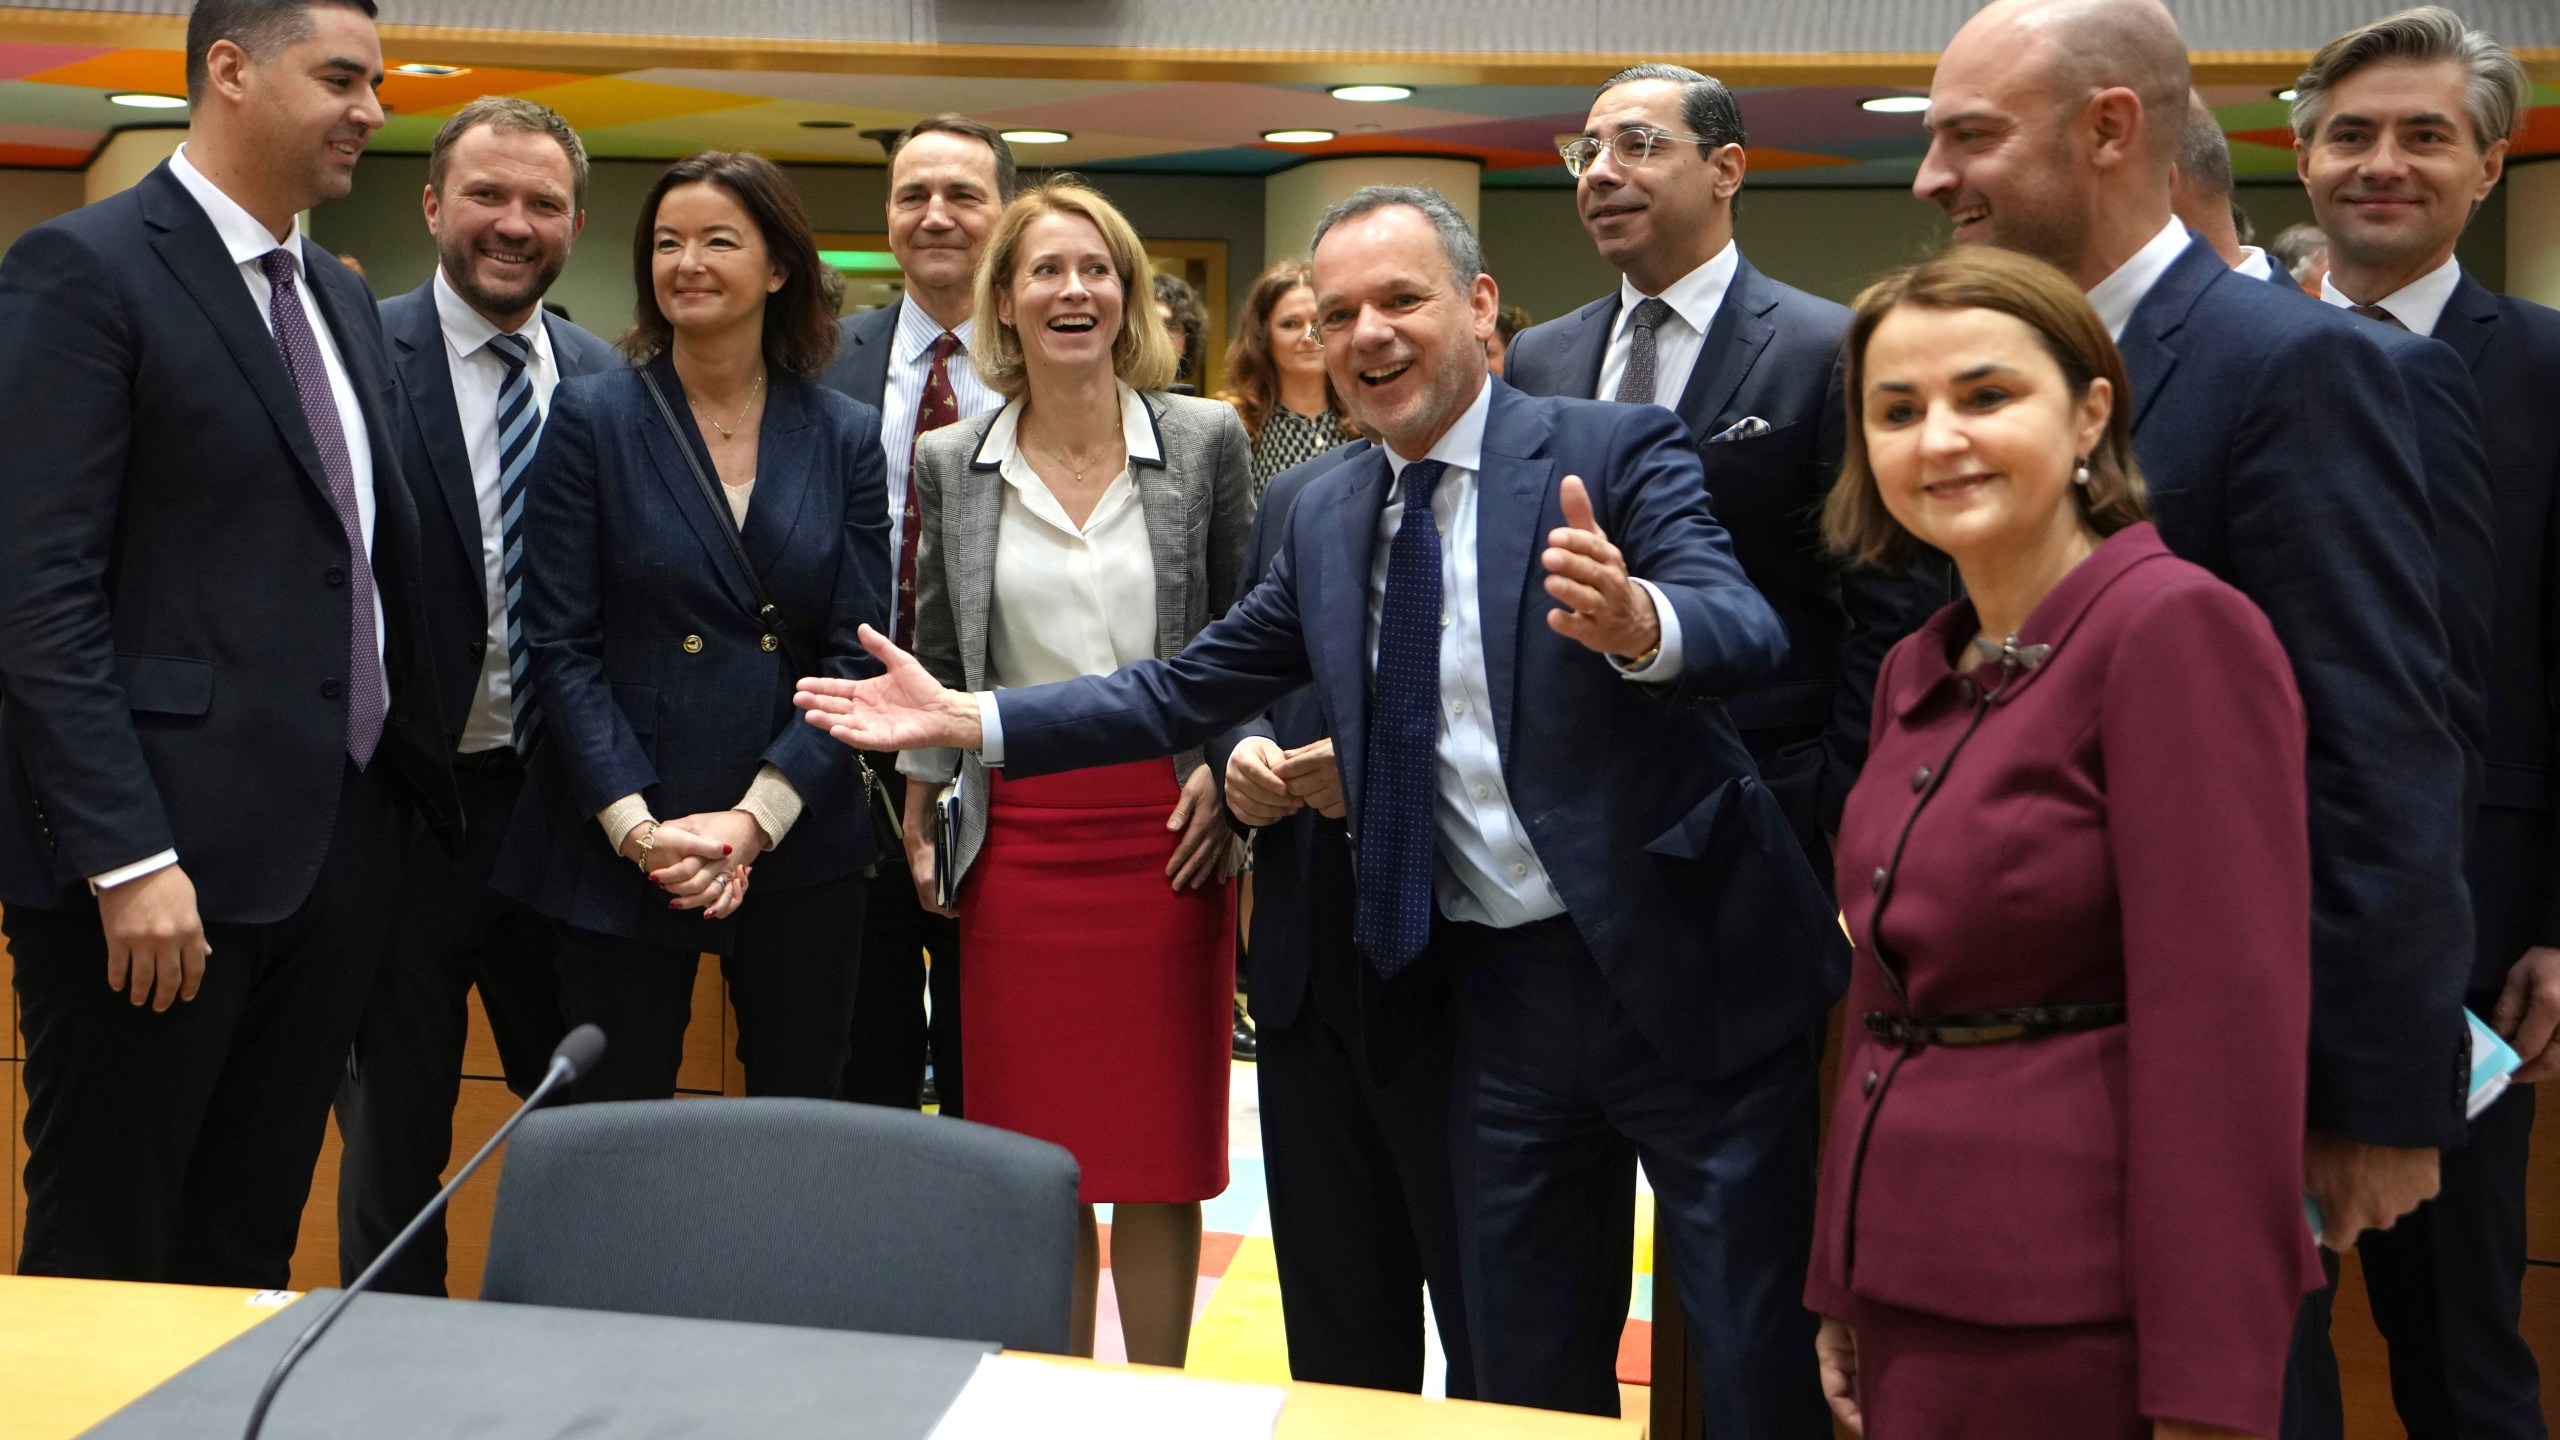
[722,844,733,855]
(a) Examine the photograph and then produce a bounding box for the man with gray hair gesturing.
[798,185,1845,1429]
[2295,9,2556,1437]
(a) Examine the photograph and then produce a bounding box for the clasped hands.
[620,810,765,921]
[1226,737,1344,829]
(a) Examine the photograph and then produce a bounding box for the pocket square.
[1706,416,1772,443]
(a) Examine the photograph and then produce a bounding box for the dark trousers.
[838,758,963,1115]
[1446,915,1829,1433]
[553,872,867,1103]
[1256,860,1476,1397]
[331,750,565,1295]
[9,760,403,1285]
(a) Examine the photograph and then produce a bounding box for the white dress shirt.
[2234,245,2276,282]
[101,148,384,893]
[880,298,1003,643]
[433,267,559,754]
[2084,216,2196,341]
[1593,239,1739,408]
[2321,253,2464,339]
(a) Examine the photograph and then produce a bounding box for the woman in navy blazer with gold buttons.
[1804,247,2318,1440]
[496,152,890,1103]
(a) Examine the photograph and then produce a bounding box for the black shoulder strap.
[638,365,813,677]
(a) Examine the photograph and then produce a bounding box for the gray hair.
[1310,186,1484,289]
[429,95,591,208]
[2290,5,2531,150]
[2178,90,2235,200]
[2270,222,2329,277]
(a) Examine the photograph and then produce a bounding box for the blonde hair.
[970,177,1177,398]
[1824,245,2149,569]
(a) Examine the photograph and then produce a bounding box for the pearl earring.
[2072,457,2093,487]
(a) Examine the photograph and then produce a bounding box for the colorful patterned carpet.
[1082,1061,1656,1394]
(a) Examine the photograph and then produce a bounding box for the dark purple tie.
[259,249,385,766]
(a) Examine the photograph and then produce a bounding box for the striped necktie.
[488,329,543,753]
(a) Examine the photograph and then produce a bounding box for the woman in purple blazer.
[1805,245,2320,1440]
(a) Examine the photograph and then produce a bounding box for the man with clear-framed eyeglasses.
[1513,65,1947,882]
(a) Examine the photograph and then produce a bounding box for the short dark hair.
[1151,271,1207,384]
[623,152,839,380]
[185,0,377,103]
[887,114,1019,204]
[1596,63,1747,155]
[1494,305,1532,343]
[429,95,590,209]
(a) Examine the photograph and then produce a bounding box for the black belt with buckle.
[1862,1002,2126,1049]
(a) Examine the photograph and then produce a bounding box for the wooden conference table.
[0,1275,1644,1440]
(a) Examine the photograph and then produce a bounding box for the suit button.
[321,678,343,700]
[324,566,346,587]
[468,640,487,660]
[1870,866,1886,893]
[1863,1070,1879,1097]
[760,634,778,653]
[682,634,704,654]
[1911,766,1931,791]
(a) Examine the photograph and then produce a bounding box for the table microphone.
[239,1023,606,1440]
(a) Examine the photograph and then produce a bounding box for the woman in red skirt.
[896,178,1255,1364]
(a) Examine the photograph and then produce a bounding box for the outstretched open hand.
[794,625,984,752]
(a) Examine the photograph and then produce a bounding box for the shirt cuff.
[735,765,804,849]
[977,691,1005,768]
[89,849,178,894]
[1612,578,1685,681]
[596,794,653,852]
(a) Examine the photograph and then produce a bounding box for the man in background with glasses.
[1510,65,1946,879]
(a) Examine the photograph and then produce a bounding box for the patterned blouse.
[1250,405,1348,495]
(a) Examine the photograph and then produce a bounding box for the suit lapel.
[390,285,485,567]
[1315,446,1395,820]
[635,353,762,616]
[1475,381,1554,764]
[2434,272,2500,373]
[1129,394,1190,659]
[138,165,333,507]
[1553,294,1617,399]
[736,378,815,579]
[1675,257,1775,439]
[2119,241,2222,435]
[953,417,1009,692]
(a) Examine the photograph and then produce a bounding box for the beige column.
[85,127,186,205]
[1263,156,1482,269]
[2510,161,2560,309]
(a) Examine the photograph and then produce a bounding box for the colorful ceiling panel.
[0,44,2553,189]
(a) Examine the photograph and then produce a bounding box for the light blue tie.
[1354,459,1447,976]
[488,330,542,754]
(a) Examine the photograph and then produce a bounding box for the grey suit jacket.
[904,387,1255,884]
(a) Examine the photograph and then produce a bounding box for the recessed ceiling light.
[1000,129,1071,144]
[390,63,466,77]
[1860,95,1930,114]
[2274,87,2299,101]
[1330,84,1413,103]
[1263,129,1336,144]
[799,119,855,129]
[108,93,188,110]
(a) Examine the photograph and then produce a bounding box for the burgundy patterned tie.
[897,331,964,645]
[259,249,385,766]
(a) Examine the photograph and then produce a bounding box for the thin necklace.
[692,371,764,441]
[1026,432,1119,485]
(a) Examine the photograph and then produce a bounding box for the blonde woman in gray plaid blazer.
[895,178,1254,1367]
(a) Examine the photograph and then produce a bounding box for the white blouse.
[983,385,1161,689]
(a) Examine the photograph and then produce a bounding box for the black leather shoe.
[1231,1002,1258,1063]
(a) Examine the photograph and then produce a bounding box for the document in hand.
[2304,1008,2523,1243]
[934,774,965,909]
[926,1353,1286,1440]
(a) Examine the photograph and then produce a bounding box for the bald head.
[1919,0,2190,287]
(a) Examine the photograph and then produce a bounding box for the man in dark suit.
[801,186,1846,1431]
[2170,87,2297,287]
[1918,5,2483,1417]
[0,0,457,1285]
[1205,437,1479,1399]
[818,114,1013,1116]
[1507,64,1947,865]
[2296,12,2554,1436]
[330,95,622,1296]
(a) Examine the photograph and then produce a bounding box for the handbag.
[637,366,886,845]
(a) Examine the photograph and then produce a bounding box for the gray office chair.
[479,1098,1080,1354]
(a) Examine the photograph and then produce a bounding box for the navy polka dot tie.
[1355,459,1446,977]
